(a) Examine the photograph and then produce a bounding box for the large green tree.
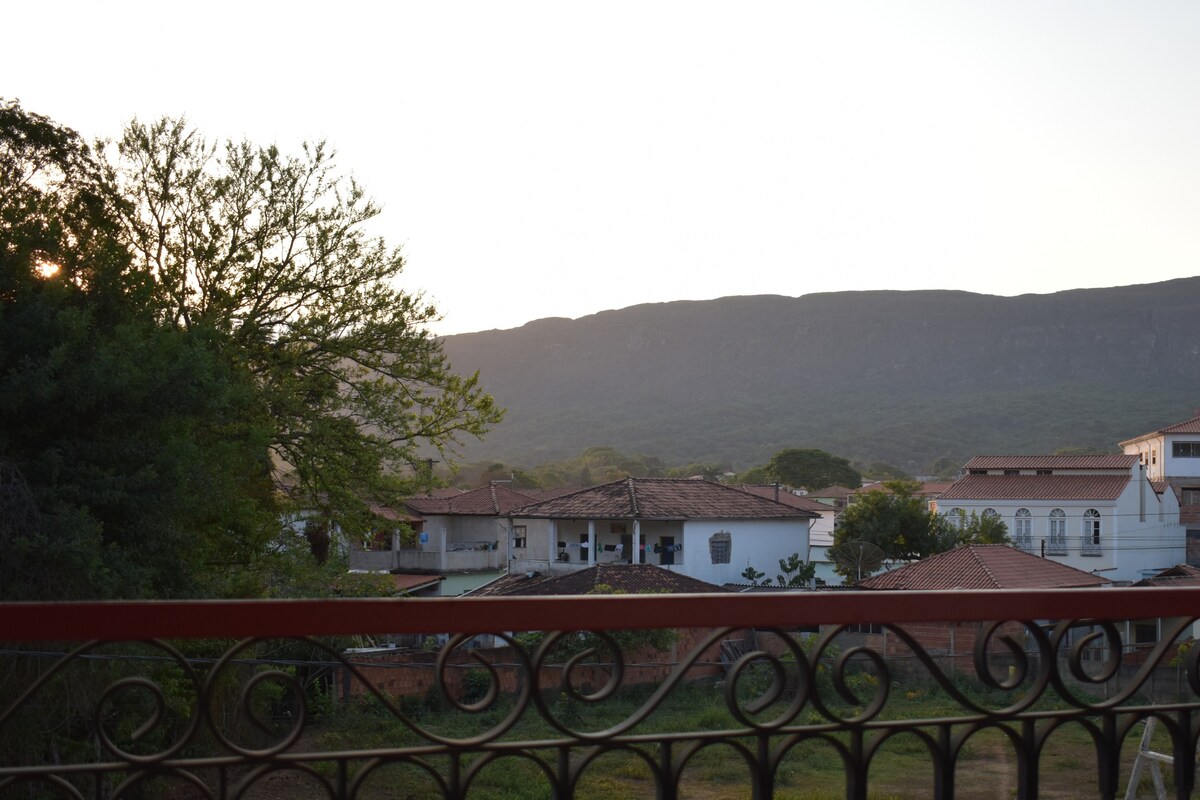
[99,116,503,539]
[830,480,957,582]
[0,102,504,597]
[766,448,861,490]
[0,101,276,599]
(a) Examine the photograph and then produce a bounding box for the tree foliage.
[0,101,503,598]
[766,448,861,491]
[948,509,1010,546]
[99,117,503,537]
[830,480,957,581]
[0,100,276,599]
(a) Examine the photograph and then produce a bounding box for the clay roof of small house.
[1135,564,1200,587]
[404,484,539,516]
[807,485,856,499]
[510,477,818,520]
[938,474,1129,502]
[521,487,584,501]
[335,572,442,595]
[962,455,1137,471]
[1121,413,1200,445]
[849,481,952,498]
[728,485,833,513]
[1150,480,1169,495]
[468,563,728,596]
[859,545,1109,590]
[369,504,422,524]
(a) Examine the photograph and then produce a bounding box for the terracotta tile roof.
[1159,415,1200,434]
[938,473,1129,502]
[1135,564,1200,587]
[511,478,818,520]
[404,484,539,516]
[521,487,583,501]
[469,564,727,596]
[729,485,832,513]
[850,482,951,498]
[807,486,856,499]
[859,545,1109,590]
[1121,413,1200,444]
[1150,480,1169,495]
[389,574,443,592]
[369,504,422,524]
[963,455,1137,470]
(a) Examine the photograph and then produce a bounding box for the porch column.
[633,519,641,565]
[588,520,596,566]
[550,520,558,567]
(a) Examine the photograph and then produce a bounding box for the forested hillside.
[442,278,1200,474]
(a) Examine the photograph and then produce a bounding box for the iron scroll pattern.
[3,618,1200,798]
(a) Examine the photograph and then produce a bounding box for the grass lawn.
[297,673,1184,800]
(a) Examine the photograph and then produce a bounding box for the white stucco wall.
[681,518,811,587]
[1164,434,1200,479]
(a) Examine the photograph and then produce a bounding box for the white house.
[1120,412,1200,554]
[507,477,817,587]
[936,454,1182,583]
[349,484,553,594]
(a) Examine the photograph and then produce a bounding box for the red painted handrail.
[2,587,1199,642]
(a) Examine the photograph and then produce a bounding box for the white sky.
[7,2,1200,334]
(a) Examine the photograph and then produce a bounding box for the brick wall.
[338,627,732,702]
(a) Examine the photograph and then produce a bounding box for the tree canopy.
[830,479,1009,582]
[830,480,951,582]
[0,101,503,598]
[766,448,861,491]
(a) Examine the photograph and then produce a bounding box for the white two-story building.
[936,454,1182,583]
[507,477,817,587]
[1120,412,1200,558]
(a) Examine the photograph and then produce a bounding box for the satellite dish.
[828,540,885,584]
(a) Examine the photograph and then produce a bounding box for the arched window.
[982,508,999,519]
[946,507,965,528]
[1083,509,1101,554]
[1048,509,1067,554]
[1014,508,1032,550]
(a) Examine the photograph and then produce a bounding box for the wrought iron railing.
[3,589,1200,799]
[1046,534,1069,555]
[1082,536,1104,556]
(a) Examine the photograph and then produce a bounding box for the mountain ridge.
[440,277,1200,473]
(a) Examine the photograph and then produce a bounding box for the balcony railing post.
[1018,717,1038,799]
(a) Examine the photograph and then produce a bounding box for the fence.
[4,588,1200,798]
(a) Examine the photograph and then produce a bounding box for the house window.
[511,525,527,550]
[969,469,987,475]
[982,508,999,519]
[1082,508,1101,555]
[1048,509,1067,554]
[1174,442,1200,458]
[1182,488,1200,507]
[1014,509,1032,550]
[1133,619,1158,645]
[1003,470,1019,476]
[709,531,732,564]
[1036,469,1052,476]
[945,508,965,528]
[846,623,883,635]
